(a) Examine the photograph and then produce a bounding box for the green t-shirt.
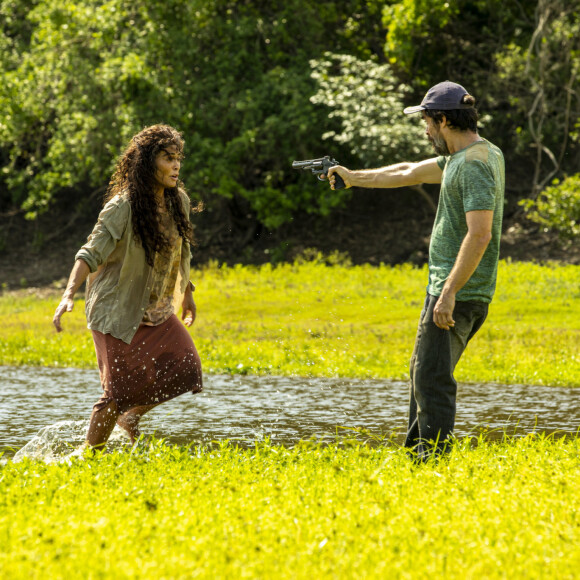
[428,139,505,303]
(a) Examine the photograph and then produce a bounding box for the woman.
[53,124,203,449]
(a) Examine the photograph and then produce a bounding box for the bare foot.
[116,404,157,444]
[116,414,140,444]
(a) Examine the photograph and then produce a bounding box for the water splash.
[12,420,130,463]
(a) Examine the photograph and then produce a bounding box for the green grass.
[1,258,579,385]
[1,436,579,579]
[2,259,579,579]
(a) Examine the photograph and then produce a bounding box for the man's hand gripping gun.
[291,156,346,190]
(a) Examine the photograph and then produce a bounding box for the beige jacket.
[75,191,191,344]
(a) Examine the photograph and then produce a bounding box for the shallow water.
[1,365,579,460]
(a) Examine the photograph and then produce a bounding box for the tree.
[310,52,435,209]
[520,175,580,240]
[0,0,388,228]
[381,0,539,180]
[494,0,580,197]
[382,0,580,235]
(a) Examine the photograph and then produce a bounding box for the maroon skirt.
[91,314,203,414]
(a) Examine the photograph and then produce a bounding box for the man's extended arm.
[327,158,443,189]
[432,210,494,330]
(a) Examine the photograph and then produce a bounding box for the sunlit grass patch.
[1,435,579,579]
[0,259,578,385]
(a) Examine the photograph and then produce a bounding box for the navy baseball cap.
[404,81,472,114]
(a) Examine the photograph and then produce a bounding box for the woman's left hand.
[181,293,197,327]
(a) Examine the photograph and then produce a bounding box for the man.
[327,81,505,459]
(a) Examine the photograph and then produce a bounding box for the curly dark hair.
[104,124,202,267]
[424,94,479,132]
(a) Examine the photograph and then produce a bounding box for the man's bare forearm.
[440,231,491,297]
[330,158,442,189]
[347,163,419,189]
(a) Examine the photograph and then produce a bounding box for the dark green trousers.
[405,293,488,459]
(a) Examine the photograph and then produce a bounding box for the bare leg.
[116,404,158,444]
[86,399,119,449]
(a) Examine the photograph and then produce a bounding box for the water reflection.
[1,366,579,459]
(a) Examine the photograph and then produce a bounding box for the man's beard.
[429,133,450,156]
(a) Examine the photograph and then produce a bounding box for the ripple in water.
[2,366,579,461]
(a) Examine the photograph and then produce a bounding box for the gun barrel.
[292,159,325,170]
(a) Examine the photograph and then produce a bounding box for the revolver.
[292,156,346,190]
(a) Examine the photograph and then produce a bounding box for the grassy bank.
[1,436,579,579]
[1,259,579,385]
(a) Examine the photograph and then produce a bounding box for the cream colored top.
[142,209,183,326]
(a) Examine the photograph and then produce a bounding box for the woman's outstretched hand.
[181,293,197,327]
[53,298,74,332]
[53,259,90,333]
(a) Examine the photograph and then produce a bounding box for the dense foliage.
[521,174,580,239]
[0,0,387,226]
[1,0,579,236]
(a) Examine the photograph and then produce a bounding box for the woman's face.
[153,144,181,191]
